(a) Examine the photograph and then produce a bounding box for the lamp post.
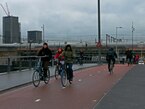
[132,22,135,51]
[29,40,33,69]
[116,27,122,54]
[0,34,2,43]
[98,0,101,64]
[29,40,33,55]
[41,24,45,42]
[19,42,23,56]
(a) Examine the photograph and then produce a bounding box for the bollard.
[19,59,22,71]
[29,58,32,70]
[7,57,11,73]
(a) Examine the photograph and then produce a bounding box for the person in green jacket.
[61,44,74,84]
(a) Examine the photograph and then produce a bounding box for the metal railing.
[0,55,106,73]
[0,56,49,73]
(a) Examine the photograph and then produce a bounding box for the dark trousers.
[108,58,115,70]
[42,61,49,77]
[66,63,73,81]
[127,57,132,64]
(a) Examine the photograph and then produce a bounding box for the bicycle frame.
[32,57,51,87]
[60,61,65,72]
[59,61,68,87]
[35,58,43,73]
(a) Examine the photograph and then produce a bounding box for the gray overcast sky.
[0,0,145,41]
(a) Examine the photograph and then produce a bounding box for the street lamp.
[98,0,101,64]
[28,40,33,56]
[0,34,2,43]
[41,24,45,42]
[132,22,135,51]
[116,27,122,54]
[19,42,23,56]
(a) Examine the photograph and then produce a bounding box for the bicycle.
[32,58,50,87]
[54,59,60,79]
[59,61,72,87]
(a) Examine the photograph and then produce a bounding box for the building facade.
[3,16,21,43]
[27,31,42,43]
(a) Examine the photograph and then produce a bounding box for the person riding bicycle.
[106,47,117,72]
[37,42,52,79]
[60,44,74,84]
[54,48,64,62]
[54,48,64,74]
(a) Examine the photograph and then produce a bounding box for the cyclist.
[54,48,64,61]
[37,42,52,79]
[60,44,74,84]
[106,47,117,72]
[54,48,64,74]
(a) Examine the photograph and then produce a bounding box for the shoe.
[69,80,72,84]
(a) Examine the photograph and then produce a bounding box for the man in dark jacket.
[106,48,117,72]
[125,49,133,65]
[38,43,52,78]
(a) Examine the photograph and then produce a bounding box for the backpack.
[107,50,114,57]
[107,50,114,59]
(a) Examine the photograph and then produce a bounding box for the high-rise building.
[27,31,42,43]
[3,16,21,43]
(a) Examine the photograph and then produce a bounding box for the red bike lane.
[0,64,134,109]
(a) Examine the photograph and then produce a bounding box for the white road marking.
[0,73,7,75]
[89,74,92,76]
[62,87,66,89]
[93,100,97,102]
[78,79,82,82]
[35,99,41,102]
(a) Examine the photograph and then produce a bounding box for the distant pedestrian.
[106,47,117,72]
[125,49,133,66]
[135,54,139,64]
[79,49,84,65]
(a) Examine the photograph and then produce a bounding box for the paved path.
[0,64,97,92]
[94,64,145,109]
[0,64,133,109]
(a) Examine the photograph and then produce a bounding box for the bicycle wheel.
[55,66,59,79]
[61,70,68,87]
[109,62,114,75]
[44,69,50,84]
[32,70,40,87]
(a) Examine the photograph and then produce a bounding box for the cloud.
[0,0,145,41]
[101,0,145,36]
